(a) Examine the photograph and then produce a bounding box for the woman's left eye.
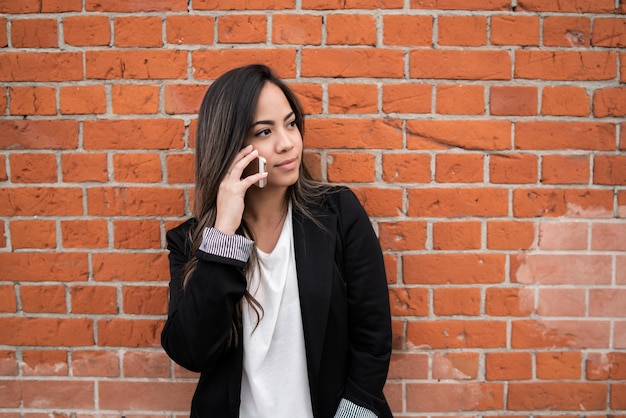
[287,120,297,128]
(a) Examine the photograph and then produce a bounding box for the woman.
[161,64,393,418]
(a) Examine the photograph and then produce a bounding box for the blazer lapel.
[292,208,337,400]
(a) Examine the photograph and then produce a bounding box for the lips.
[274,158,298,168]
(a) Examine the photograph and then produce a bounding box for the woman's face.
[243,82,303,189]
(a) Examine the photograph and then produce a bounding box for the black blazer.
[161,187,393,418]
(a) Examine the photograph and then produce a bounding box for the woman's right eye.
[256,128,271,137]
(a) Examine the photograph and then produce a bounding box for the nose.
[275,127,295,153]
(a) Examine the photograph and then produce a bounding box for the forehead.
[254,82,292,118]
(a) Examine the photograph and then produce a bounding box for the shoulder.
[166,218,196,252]
[318,185,366,217]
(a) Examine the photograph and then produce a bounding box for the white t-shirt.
[240,205,314,418]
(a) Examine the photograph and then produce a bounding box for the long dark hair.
[184,64,330,346]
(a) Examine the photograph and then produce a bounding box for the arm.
[337,188,393,416]
[160,226,252,372]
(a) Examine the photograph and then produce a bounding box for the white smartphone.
[257,156,266,188]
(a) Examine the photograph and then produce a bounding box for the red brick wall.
[1,0,625,416]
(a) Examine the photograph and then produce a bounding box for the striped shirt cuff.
[198,227,254,264]
[334,398,377,418]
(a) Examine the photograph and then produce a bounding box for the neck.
[243,186,289,225]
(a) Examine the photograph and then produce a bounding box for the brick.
[541,154,590,184]
[408,188,508,217]
[114,16,162,47]
[0,18,5,47]
[541,85,590,116]
[111,84,159,115]
[410,50,511,80]
[436,84,484,115]
[10,18,58,48]
[303,48,404,78]
[486,352,532,380]
[63,15,111,46]
[537,288,586,316]
[98,381,195,411]
[21,380,95,409]
[491,15,540,46]
[20,285,66,314]
[538,221,587,250]
[71,285,118,315]
[92,252,169,282]
[515,50,616,81]
[327,14,376,45]
[84,119,184,150]
[306,119,402,149]
[0,252,88,282]
[97,318,163,347]
[21,350,67,376]
[114,219,161,249]
[88,187,184,217]
[123,286,168,315]
[593,87,626,118]
[291,83,323,114]
[438,15,487,46]
[61,219,108,249]
[61,153,108,183]
[435,153,484,183]
[0,52,82,82]
[60,85,107,115]
[0,187,83,216]
[388,288,428,317]
[410,0,509,9]
[407,120,510,150]
[166,15,214,45]
[113,153,162,183]
[508,382,607,411]
[86,0,188,11]
[433,352,479,380]
[433,287,480,316]
[512,254,612,284]
[42,0,82,12]
[122,351,170,377]
[432,221,481,250]
[0,317,93,346]
[378,221,427,251]
[166,153,194,184]
[587,352,626,380]
[9,153,57,183]
[0,350,18,375]
[382,84,431,114]
[351,187,403,217]
[592,222,626,250]
[71,350,119,377]
[194,0,294,10]
[328,84,377,114]
[515,121,615,151]
[614,383,626,409]
[403,254,505,284]
[0,120,79,150]
[388,353,428,379]
[513,188,614,218]
[192,49,296,80]
[489,154,538,184]
[382,15,432,46]
[590,289,626,316]
[616,321,626,348]
[536,352,581,379]
[217,14,266,44]
[487,221,535,250]
[485,287,534,317]
[543,16,590,47]
[408,320,506,349]
[592,18,626,47]
[490,86,537,116]
[9,86,56,115]
[0,285,17,313]
[517,0,614,12]
[86,50,187,80]
[382,153,431,183]
[164,84,207,115]
[327,152,375,182]
[511,320,610,349]
[406,382,504,412]
[0,87,6,113]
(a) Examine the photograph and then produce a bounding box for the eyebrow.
[251,111,295,128]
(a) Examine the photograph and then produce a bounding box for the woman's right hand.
[213,145,268,236]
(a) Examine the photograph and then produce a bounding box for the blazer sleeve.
[160,224,249,373]
[336,188,393,416]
